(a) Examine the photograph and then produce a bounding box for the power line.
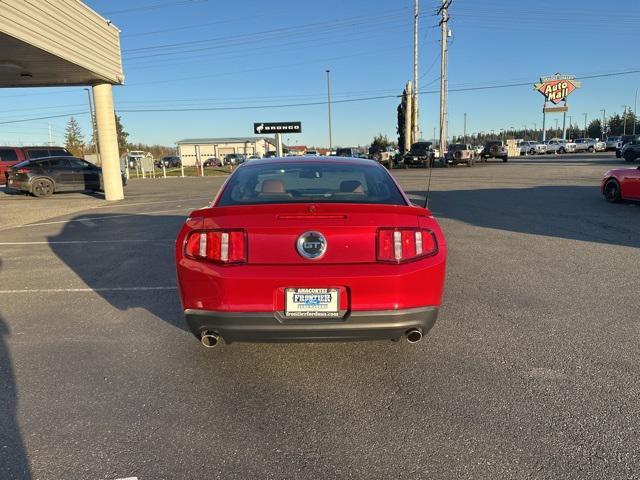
[103,0,210,15]
[1,68,639,124]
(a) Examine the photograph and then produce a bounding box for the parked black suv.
[620,135,640,162]
[481,141,508,162]
[403,141,435,167]
[616,135,637,158]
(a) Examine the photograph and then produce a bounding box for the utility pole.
[412,0,419,145]
[48,125,53,146]
[85,87,99,158]
[463,112,467,144]
[622,105,627,135]
[600,109,606,138]
[634,89,638,135]
[438,0,450,158]
[326,70,333,151]
[583,113,588,138]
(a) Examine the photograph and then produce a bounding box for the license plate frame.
[284,288,340,318]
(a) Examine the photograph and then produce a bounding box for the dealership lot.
[1,154,639,479]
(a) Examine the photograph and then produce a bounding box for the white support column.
[93,83,123,201]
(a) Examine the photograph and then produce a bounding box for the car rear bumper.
[184,306,438,343]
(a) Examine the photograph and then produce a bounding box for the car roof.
[236,155,380,168]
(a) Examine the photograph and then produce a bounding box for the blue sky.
[1,0,639,147]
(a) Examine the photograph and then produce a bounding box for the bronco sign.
[534,74,581,104]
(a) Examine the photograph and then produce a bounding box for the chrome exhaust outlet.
[200,331,220,348]
[406,328,423,344]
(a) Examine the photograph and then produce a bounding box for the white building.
[176,137,276,166]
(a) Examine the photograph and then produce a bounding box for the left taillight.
[377,228,438,263]
[184,229,247,264]
[16,168,30,174]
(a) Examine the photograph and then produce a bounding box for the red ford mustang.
[175,157,447,347]
[601,166,640,202]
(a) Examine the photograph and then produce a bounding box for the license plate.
[285,288,339,318]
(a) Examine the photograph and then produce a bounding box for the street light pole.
[622,105,627,135]
[463,112,467,144]
[326,70,333,151]
[600,109,606,138]
[583,113,588,138]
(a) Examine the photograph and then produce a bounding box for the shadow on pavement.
[47,213,187,331]
[0,259,32,479]
[408,185,640,248]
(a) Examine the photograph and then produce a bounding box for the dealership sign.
[534,74,581,104]
[254,122,302,134]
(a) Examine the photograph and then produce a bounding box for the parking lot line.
[15,207,189,228]
[0,286,176,294]
[90,195,213,210]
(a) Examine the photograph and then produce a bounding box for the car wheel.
[624,152,635,162]
[559,148,566,154]
[588,146,594,153]
[31,178,54,198]
[502,157,508,162]
[603,178,622,203]
[616,150,621,158]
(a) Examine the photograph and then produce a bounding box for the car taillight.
[184,229,247,264]
[16,168,29,174]
[377,228,438,263]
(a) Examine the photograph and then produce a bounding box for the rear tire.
[559,147,566,154]
[624,152,635,162]
[603,178,621,203]
[502,157,508,162]
[588,146,594,153]
[31,178,54,198]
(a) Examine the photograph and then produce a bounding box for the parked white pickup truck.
[545,138,577,154]
[573,138,597,152]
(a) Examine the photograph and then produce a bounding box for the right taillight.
[377,228,438,263]
[16,168,29,174]
[184,229,246,264]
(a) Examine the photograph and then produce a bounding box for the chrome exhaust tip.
[406,328,423,344]
[200,331,220,348]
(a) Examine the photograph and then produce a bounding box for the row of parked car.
[517,138,608,155]
[399,140,508,168]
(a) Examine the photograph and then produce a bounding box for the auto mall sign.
[534,74,581,104]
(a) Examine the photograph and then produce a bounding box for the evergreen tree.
[115,114,129,154]
[64,117,85,157]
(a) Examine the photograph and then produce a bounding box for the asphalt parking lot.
[1,153,639,480]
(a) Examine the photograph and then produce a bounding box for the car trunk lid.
[199,203,425,264]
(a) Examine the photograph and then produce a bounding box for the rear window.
[217,162,407,206]
[48,148,70,156]
[25,149,50,159]
[0,149,19,162]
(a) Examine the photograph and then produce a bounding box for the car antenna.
[424,158,435,210]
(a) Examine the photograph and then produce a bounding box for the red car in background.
[601,166,640,202]
[1,146,72,184]
[175,157,447,348]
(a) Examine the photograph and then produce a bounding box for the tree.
[397,88,408,153]
[587,119,603,139]
[370,133,391,153]
[64,117,85,157]
[115,114,129,154]
[89,114,131,154]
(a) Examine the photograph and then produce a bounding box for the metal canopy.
[0,0,124,88]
